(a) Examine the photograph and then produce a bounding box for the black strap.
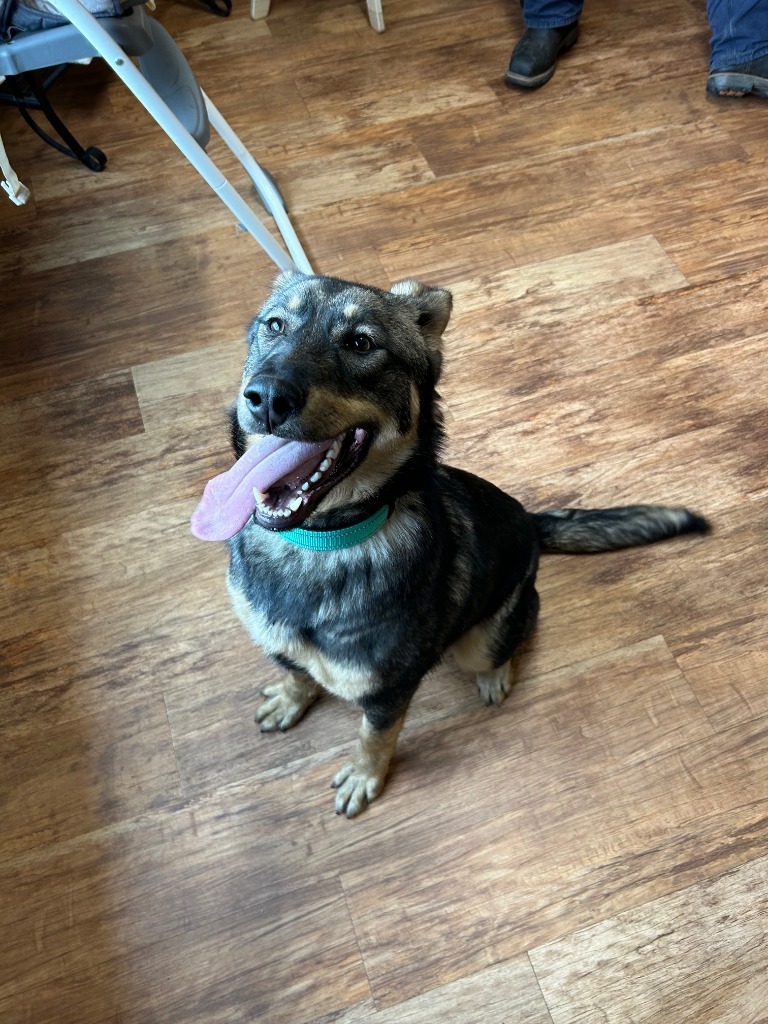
[198,0,231,16]
[0,0,15,41]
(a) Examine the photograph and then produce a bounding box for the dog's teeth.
[310,472,322,484]
[319,458,331,472]
[301,482,309,492]
[288,496,303,512]
[253,487,268,505]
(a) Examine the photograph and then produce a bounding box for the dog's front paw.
[256,678,319,732]
[331,761,386,818]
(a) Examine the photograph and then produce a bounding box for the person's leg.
[505,1,584,89]
[522,0,584,29]
[707,0,768,96]
[708,0,768,68]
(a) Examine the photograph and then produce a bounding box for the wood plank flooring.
[1,0,767,1021]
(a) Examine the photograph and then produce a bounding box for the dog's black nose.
[243,375,304,432]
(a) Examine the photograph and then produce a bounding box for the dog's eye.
[265,317,285,335]
[346,333,375,353]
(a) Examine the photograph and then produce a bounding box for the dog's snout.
[244,375,304,432]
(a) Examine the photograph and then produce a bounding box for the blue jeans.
[522,2,768,68]
[707,0,768,68]
[521,1,583,29]
[1,0,126,41]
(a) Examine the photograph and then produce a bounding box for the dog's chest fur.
[227,471,541,710]
[228,582,373,700]
[226,505,439,699]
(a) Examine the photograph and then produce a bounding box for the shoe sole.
[504,27,579,90]
[706,72,768,98]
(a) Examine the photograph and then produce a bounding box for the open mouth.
[190,427,371,541]
[252,427,370,531]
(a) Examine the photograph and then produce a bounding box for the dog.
[191,271,708,817]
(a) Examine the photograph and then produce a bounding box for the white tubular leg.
[250,0,271,18]
[367,0,385,32]
[49,0,297,270]
[202,91,312,273]
[1,128,30,205]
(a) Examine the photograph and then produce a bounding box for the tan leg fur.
[476,660,514,707]
[332,713,406,818]
[256,671,322,732]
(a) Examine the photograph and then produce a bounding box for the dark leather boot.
[707,53,768,98]
[504,23,580,90]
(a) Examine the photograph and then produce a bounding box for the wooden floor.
[2,0,767,1020]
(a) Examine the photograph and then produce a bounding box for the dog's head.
[233,271,452,531]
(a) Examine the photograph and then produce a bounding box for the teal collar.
[276,504,390,551]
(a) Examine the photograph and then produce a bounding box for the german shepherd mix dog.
[191,271,708,818]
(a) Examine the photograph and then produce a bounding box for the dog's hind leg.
[452,579,540,708]
[453,633,515,707]
[475,661,515,708]
[256,670,322,732]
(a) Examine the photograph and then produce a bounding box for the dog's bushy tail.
[533,505,709,553]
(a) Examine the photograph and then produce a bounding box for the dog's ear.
[390,279,453,379]
[390,279,453,340]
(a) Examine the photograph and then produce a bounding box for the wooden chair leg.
[248,1,382,31]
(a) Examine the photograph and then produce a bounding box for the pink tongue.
[190,434,333,542]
